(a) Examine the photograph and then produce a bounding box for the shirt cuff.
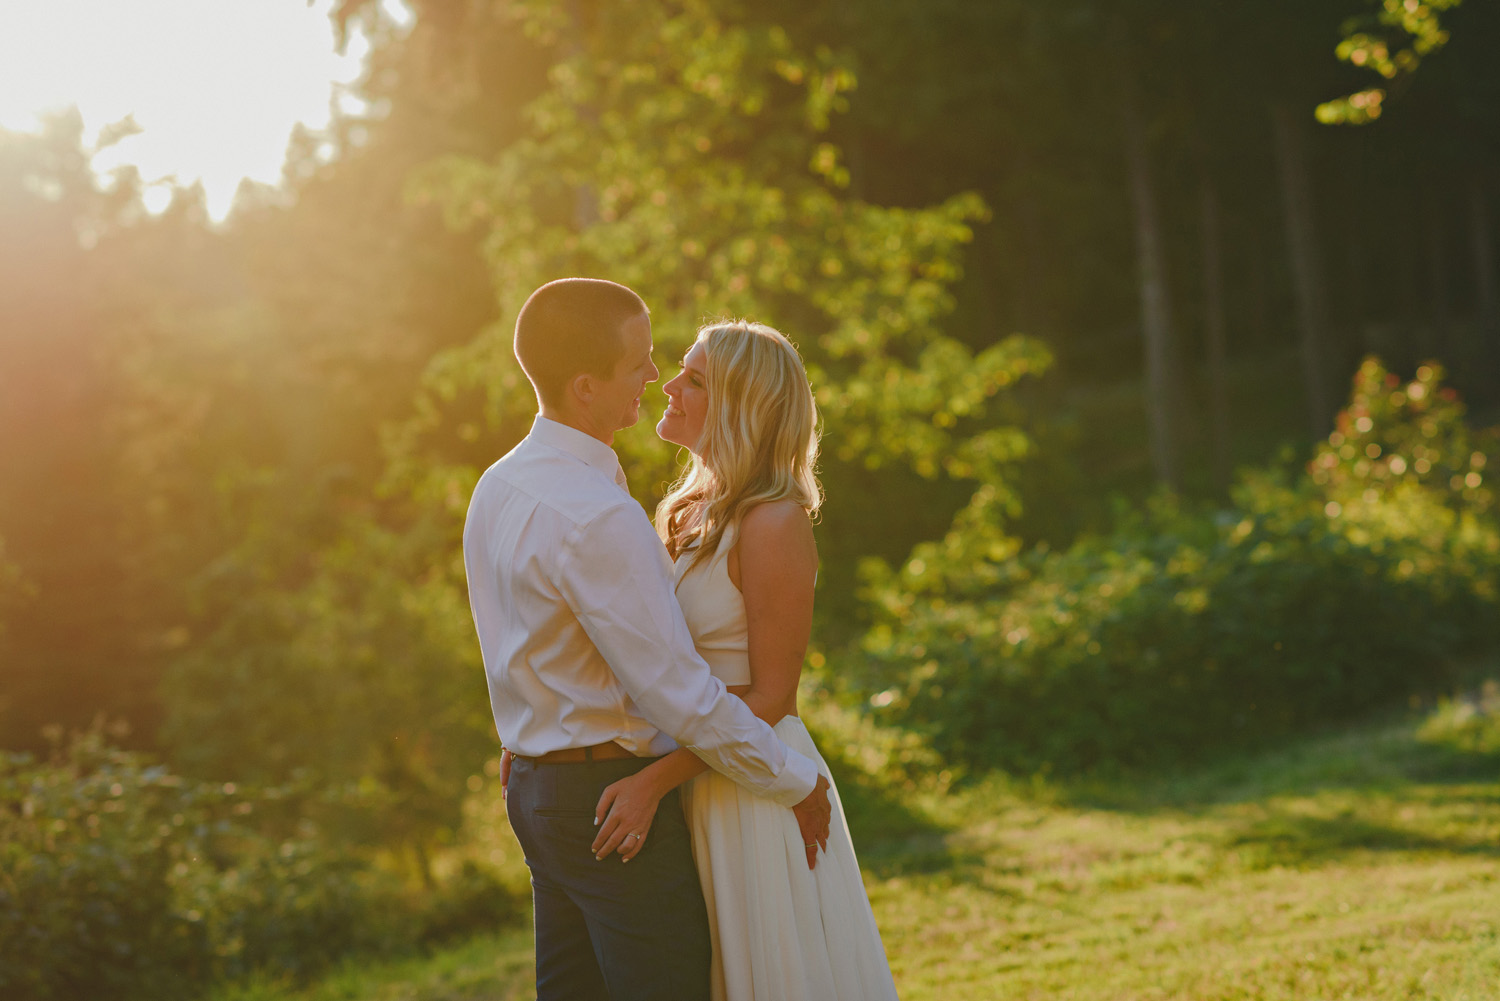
[764,747,820,807]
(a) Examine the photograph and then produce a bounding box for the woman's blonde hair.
[656,320,822,571]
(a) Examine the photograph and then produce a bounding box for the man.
[463,277,833,1000]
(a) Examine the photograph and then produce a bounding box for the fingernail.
[593,817,599,826]
[622,858,630,864]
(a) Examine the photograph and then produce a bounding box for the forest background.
[2,0,1499,996]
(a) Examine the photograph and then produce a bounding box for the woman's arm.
[730,499,818,726]
[591,504,822,864]
[591,501,820,862]
[589,745,707,861]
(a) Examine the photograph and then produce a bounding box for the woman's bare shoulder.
[738,499,816,558]
[740,498,811,534]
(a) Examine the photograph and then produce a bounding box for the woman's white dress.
[674,527,900,1001]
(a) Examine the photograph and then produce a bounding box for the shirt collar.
[529,416,628,487]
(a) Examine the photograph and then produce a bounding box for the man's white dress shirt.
[463,416,818,808]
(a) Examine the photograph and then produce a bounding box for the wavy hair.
[656,320,822,572]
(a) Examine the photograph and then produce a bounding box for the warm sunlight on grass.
[210,689,1500,1001]
[210,927,536,1001]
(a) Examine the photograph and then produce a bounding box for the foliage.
[1317,0,1463,124]
[6,0,1497,757]
[1418,678,1500,755]
[3,8,1499,997]
[161,514,493,867]
[399,0,1048,582]
[3,726,205,1001]
[0,726,367,999]
[0,115,150,744]
[1312,358,1493,519]
[0,726,522,1001]
[860,360,1500,771]
[154,0,1043,868]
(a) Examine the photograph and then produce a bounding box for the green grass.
[209,683,1500,1001]
[866,701,1500,1001]
[209,927,536,1001]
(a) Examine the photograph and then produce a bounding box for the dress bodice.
[673,524,751,686]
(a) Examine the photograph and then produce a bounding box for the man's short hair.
[514,278,648,406]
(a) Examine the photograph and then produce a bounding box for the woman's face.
[657,339,709,451]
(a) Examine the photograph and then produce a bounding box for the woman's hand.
[591,770,664,862]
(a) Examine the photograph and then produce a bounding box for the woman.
[588,320,900,1001]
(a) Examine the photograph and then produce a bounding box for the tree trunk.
[1270,103,1333,436]
[1426,193,1450,361]
[1014,155,1049,336]
[1344,225,1377,371]
[1248,221,1270,348]
[1398,222,1422,355]
[1470,177,1499,377]
[1120,64,1181,490]
[1201,178,1232,490]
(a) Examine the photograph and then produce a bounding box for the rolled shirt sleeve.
[555,501,819,808]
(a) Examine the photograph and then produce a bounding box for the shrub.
[859,360,1500,772]
[1418,679,1500,757]
[0,726,522,1000]
[415,860,525,946]
[0,726,232,1000]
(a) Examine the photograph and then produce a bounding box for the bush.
[0,727,211,1001]
[0,726,522,1000]
[160,516,490,867]
[416,860,525,946]
[1418,679,1500,757]
[859,360,1500,772]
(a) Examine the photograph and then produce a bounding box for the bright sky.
[0,0,410,220]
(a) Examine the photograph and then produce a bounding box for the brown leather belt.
[515,740,636,765]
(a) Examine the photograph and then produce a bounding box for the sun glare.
[0,0,410,220]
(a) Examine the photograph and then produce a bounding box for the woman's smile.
[656,340,710,449]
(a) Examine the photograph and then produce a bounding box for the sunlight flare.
[0,0,408,219]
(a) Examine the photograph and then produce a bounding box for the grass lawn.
[212,684,1500,1001]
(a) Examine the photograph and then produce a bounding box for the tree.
[1115,16,1185,489]
[156,0,1048,872]
[1272,102,1336,436]
[1200,180,1232,488]
[1313,0,1499,387]
[0,114,152,746]
[153,1,543,868]
[398,0,1050,610]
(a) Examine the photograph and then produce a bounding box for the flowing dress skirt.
[680,715,900,1001]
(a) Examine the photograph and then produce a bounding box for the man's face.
[593,311,659,433]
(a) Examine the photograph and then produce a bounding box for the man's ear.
[568,371,596,406]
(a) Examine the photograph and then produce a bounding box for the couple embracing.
[462,277,900,1000]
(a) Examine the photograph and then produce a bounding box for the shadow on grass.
[1054,703,1500,816]
[1226,809,1500,869]
[814,741,969,879]
[857,837,988,880]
